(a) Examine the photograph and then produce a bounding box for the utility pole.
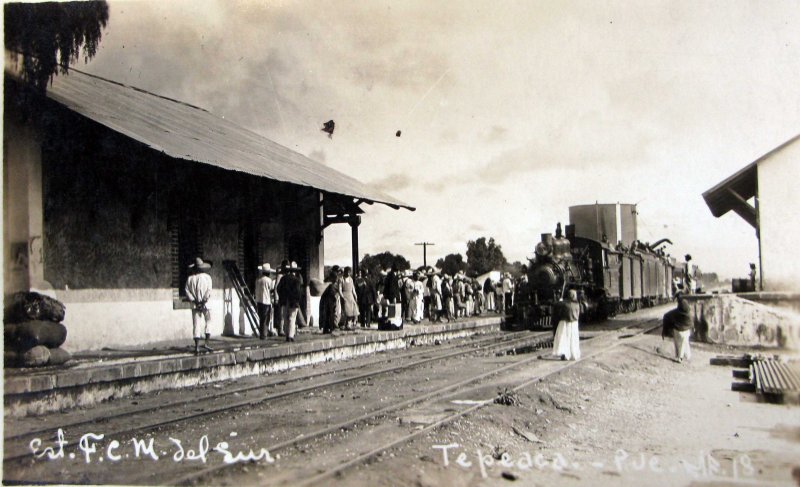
[415,242,435,268]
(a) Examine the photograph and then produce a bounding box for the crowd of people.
[183,257,524,353]
[318,266,520,333]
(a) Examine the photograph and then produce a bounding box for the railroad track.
[4,318,660,485]
[168,319,659,486]
[290,318,663,487]
[3,329,552,465]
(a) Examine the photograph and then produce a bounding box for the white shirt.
[254,275,274,305]
[185,273,212,303]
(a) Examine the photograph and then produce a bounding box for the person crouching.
[552,290,582,361]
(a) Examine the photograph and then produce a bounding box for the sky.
[65,0,800,279]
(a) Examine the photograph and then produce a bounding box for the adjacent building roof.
[41,68,414,211]
[702,134,799,228]
[702,162,757,219]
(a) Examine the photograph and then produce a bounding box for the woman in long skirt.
[552,290,582,360]
[341,267,359,329]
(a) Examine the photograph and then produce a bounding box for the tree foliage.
[466,237,507,276]
[435,253,467,276]
[359,252,410,277]
[504,261,527,279]
[5,1,109,93]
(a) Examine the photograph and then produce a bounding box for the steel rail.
[292,319,662,487]
[165,331,560,486]
[3,331,551,464]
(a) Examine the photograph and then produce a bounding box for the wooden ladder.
[223,260,260,336]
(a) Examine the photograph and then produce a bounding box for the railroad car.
[515,223,677,329]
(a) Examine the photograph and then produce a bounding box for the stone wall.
[687,293,800,350]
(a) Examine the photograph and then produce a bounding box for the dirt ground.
[336,333,800,487]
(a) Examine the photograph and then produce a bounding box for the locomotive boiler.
[515,223,677,329]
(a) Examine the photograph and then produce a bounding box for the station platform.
[4,316,504,417]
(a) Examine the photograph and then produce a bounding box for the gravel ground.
[330,334,800,487]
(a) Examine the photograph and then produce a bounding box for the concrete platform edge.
[4,317,502,417]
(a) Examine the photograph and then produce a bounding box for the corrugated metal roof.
[43,68,414,211]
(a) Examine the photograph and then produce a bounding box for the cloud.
[379,229,403,240]
[370,172,413,192]
[483,125,508,143]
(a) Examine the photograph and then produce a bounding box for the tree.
[504,261,527,279]
[359,252,410,277]
[436,253,467,276]
[5,1,109,93]
[466,237,507,276]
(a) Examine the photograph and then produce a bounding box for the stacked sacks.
[4,292,71,367]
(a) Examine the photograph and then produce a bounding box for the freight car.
[514,223,677,329]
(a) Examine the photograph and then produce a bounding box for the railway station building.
[698,133,800,350]
[3,68,413,351]
[702,134,799,294]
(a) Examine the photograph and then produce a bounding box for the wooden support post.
[350,215,361,274]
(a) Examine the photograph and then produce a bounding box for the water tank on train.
[569,203,638,246]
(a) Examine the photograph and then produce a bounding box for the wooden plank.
[710,355,750,368]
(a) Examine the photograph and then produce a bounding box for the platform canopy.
[702,162,758,227]
[702,133,800,229]
[36,68,415,212]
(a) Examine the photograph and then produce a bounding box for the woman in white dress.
[552,290,582,360]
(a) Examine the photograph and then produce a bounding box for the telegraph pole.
[415,242,435,268]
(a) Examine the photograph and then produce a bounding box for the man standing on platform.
[255,263,276,339]
[502,272,514,312]
[277,261,303,342]
[320,266,343,334]
[185,257,214,354]
[749,263,758,292]
[683,254,695,295]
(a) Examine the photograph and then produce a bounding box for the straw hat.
[188,257,212,271]
[257,263,276,274]
[287,261,301,271]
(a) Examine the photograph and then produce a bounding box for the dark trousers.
[257,303,272,338]
[359,303,373,327]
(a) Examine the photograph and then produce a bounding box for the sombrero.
[257,263,276,274]
[188,257,212,270]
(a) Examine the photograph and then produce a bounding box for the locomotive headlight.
[535,242,550,257]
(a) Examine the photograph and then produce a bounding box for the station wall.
[758,139,800,292]
[4,104,324,351]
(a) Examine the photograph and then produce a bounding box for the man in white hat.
[502,272,514,313]
[185,257,213,354]
[255,263,277,339]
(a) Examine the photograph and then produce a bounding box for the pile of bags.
[4,292,71,367]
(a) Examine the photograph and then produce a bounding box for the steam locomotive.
[514,223,677,328]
